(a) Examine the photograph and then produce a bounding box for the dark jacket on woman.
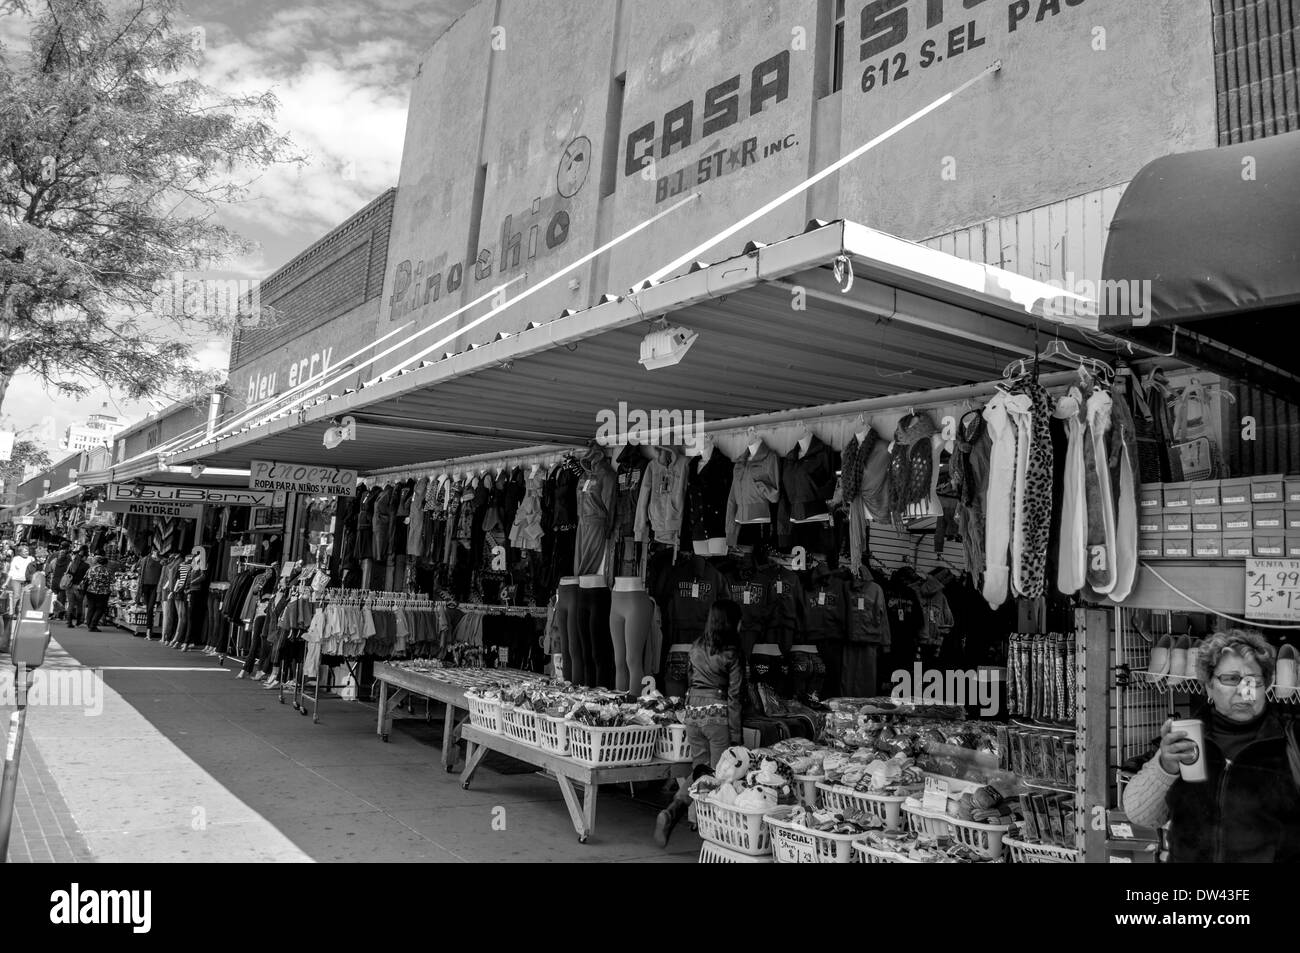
[688,642,744,743]
[1126,704,1300,863]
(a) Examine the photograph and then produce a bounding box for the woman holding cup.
[1123,629,1300,863]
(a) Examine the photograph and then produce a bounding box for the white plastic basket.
[537,715,570,755]
[901,805,1010,859]
[466,695,502,733]
[1004,836,1079,864]
[500,706,540,746]
[691,794,775,856]
[763,809,860,864]
[792,774,821,808]
[566,722,658,767]
[656,723,694,762]
[852,841,923,864]
[816,783,905,830]
[699,842,774,863]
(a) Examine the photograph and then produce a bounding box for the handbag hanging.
[1169,378,1220,481]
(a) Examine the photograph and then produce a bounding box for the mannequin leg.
[609,596,630,693]
[623,591,652,695]
[556,585,578,684]
[568,588,588,687]
[589,587,613,689]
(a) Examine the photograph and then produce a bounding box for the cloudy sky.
[2,0,475,456]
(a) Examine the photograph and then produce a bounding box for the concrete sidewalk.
[3,621,699,863]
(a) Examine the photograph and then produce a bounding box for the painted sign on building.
[100,499,204,520]
[249,460,358,496]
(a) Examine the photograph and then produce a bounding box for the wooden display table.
[459,724,692,843]
[372,663,534,772]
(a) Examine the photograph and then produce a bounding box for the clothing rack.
[359,445,581,488]
[452,602,548,618]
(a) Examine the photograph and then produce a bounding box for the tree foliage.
[0,0,297,412]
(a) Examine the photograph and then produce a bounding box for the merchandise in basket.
[901,802,1011,859]
[657,723,694,762]
[690,792,778,856]
[763,805,882,864]
[566,722,659,767]
[465,693,503,733]
[816,782,906,830]
[500,705,541,746]
[537,714,570,755]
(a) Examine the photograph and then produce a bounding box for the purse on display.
[1169,378,1219,481]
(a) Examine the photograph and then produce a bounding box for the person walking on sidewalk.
[135,548,163,639]
[50,544,72,620]
[83,556,113,632]
[185,547,211,654]
[64,546,90,628]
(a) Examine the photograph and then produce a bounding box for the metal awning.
[170,219,1112,474]
[78,456,253,488]
[36,484,84,506]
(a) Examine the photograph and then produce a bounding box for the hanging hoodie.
[575,447,617,575]
[952,411,992,579]
[667,557,729,644]
[635,446,689,546]
[847,571,892,647]
[613,444,649,542]
[726,442,781,547]
[686,450,734,543]
[759,562,805,653]
[982,391,1017,609]
[1055,388,1088,594]
[780,435,841,531]
[1083,388,1118,594]
[912,572,955,650]
[888,413,939,529]
[1106,378,1140,603]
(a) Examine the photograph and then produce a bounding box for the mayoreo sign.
[100,499,203,520]
[250,460,357,496]
[106,484,272,507]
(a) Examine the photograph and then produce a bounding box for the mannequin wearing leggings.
[575,575,613,689]
[555,577,579,683]
[610,577,653,693]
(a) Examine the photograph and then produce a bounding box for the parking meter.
[10,571,53,668]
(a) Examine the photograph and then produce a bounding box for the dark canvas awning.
[1101,130,1300,328]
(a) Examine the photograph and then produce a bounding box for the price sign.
[922,776,949,813]
[1244,558,1300,622]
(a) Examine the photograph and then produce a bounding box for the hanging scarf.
[840,430,877,502]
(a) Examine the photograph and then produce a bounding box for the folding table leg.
[441,701,458,772]
[459,740,488,790]
[555,774,590,843]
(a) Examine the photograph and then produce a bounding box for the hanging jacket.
[390,481,413,556]
[726,442,780,546]
[552,459,581,531]
[801,565,851,645]
[888,413,939,529]
[372,484,394,562]
[666,558,729,644]
[840,431,880,571]
[501,467,526,537]
[722,558,771,655]
[847,571,892,647]
[912,573,954,649]
[780,435,840,529]
[687,451,734,542]
[613,445,649,542]
[635,446,688,545]
[759,562,805,653]
[406,476,429,557]
[137,554,162,586]
[861,436,893,522]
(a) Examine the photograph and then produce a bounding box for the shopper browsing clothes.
[653,599,745,848]
[1123,629,1300,863]
[83,556,113,632]
[135,547,162,639]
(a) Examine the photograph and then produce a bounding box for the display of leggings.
[548,528,576,592]
[555,582,578,683]
[574,585,613,689]
[609,587,653,693]
[665,643,692,699]
[789,647,826,701]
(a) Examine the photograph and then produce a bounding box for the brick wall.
[1212,0,1300,143]
[229,188,396,370]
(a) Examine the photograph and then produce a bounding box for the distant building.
[64,409,127,452]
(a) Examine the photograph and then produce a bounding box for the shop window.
[817,0,846,98]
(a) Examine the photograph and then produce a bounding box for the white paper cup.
[1170,718,1207,782]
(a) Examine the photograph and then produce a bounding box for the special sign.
[250,460,358,496]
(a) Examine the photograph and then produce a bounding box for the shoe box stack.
[1137,475,1300,560]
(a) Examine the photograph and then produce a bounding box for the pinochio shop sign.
[249,460,358,496]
